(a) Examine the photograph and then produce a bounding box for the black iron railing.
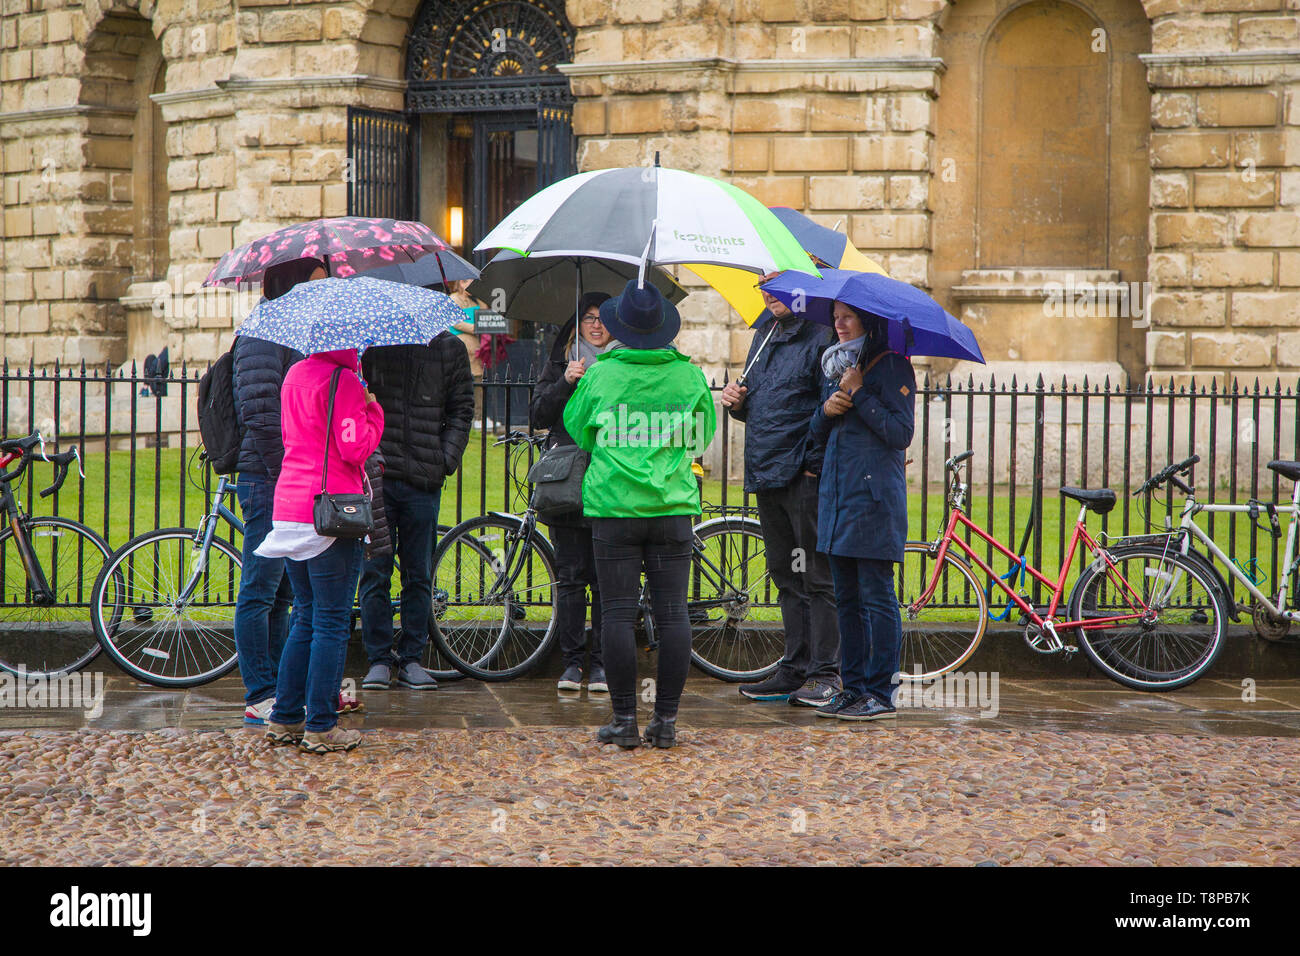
[4,360,1299,608]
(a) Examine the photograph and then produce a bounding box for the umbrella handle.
[738,321,779,385]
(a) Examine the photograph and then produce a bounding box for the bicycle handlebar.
[0,433,85,494]
[493,429,547,448]
[1136,454,1200,497]
[38,449,83,499]
[945,450,974,471]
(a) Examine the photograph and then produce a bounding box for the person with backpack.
[807,301,915,723]
[229,258,317,725]
[529,291,613,694]
[562,281,717,749]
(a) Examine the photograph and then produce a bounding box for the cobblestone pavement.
[2,678,1299,865]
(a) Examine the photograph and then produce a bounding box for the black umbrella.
[467,251,687,326]
[353,248,481,288]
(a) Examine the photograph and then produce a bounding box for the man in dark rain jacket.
[721,280,841,706]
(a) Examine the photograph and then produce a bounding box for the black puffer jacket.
[231,335,302,478]
[361,333,475,492]
[364,451,393,561]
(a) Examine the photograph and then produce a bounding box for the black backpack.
[197,345,242,475]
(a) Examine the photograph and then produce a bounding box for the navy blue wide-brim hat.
[598,279,681,350]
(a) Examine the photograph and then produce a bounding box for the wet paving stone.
[0,725,1296,866]
[2,667,1298,864]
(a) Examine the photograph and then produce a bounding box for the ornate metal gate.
[404,0,576,253]
[345,107,418,220]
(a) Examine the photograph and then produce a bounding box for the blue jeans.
[272,538,363,732]
[234,475,293,705]
[359,478,439,667]
[827,555,901,705]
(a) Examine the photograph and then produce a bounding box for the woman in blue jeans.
[808,301,915,722]
[257,347,384,753]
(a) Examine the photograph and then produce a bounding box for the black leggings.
[591,515,694,718]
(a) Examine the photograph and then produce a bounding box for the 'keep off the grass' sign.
[473,311,509,334]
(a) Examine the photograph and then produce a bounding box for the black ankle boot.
[596,712,640,749]
[643,713,677,749]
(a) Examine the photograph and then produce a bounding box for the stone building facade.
[1,0,1298,389]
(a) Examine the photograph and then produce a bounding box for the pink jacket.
[272,349,384,524]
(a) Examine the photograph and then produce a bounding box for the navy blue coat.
[231,335,301,479]
[726,313,835,493]
[809,350,916,562]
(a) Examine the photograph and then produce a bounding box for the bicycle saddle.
[1059,486,1117,514]
[1267,460,1300,483]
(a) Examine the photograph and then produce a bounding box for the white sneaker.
[244,697,275,725]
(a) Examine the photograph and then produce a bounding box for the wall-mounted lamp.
[449,206,464,247]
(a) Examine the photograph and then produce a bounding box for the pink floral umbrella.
[202,217,453,287]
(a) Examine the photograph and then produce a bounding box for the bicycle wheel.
[0,517,113,679]
[1070,545,1226,691]
[688,517,783,682]
[897,543,989,681]
[92,528,242,687]
[430,515,558,681]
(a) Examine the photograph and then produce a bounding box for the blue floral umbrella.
[235,276,464,355]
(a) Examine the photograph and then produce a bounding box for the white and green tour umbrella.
[474,162,821,279]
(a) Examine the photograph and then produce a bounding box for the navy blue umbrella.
[354,248,480,288]
[760,269,985,364]
[236,276,464,355]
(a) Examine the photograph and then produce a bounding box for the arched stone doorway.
[347,0,576,263]
[72,5,171,364]
[932,0,1151,381]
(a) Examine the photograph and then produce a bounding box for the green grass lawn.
[19,429,1286,607]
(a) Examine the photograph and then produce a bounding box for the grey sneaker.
[396,661,438,690]
[300,726,362,754]
[790,678,841,708]
[361,662,392,690]
[557,664,582,691]
[266,721,305,746]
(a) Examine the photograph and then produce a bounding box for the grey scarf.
[821,334,867,383]
[569,334,617,365]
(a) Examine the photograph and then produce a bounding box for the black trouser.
[754,472,840,684]
[592,515,694,718]
[550,522,603,670]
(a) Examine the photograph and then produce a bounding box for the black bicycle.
[430,431,780,682]
[0,432,114,679]
[93,451,464,687]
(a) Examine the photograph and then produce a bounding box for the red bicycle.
[897,451,1227,690]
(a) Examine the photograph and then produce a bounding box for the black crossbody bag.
[527,443,590,520]
[312,367,374,539]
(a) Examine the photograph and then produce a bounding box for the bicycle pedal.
[1016,604,1046,626]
